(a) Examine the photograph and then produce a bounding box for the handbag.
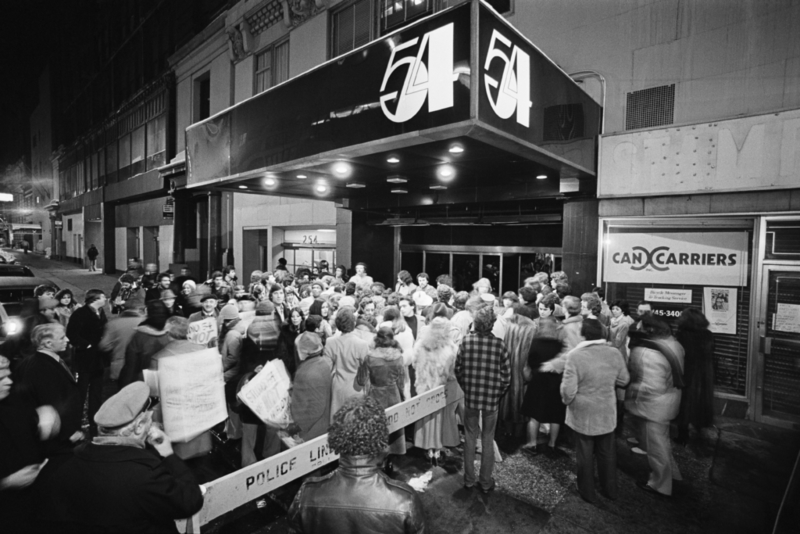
[355,359,370,394]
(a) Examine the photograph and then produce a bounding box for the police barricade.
[177,384,452,533]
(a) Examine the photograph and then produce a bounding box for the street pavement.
[11,250,800,534]
[6,249,120,302]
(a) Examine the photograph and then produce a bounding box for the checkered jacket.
[456,332,511,411]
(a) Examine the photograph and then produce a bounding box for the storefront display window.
[601,221,753,397]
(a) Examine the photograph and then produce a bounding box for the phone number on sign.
[653,309,682,318]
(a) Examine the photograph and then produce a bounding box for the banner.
[158,348,228,443]
[188,317,218,347]
[604,231,748,286]
[237,360,293,428]
[703,287,737,335]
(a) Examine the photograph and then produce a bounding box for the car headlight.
[5,319,21,336]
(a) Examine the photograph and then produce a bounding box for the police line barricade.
[177,384,452,533]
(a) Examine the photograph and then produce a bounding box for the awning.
[185,0,601,211]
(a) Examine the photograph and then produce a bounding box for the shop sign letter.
[484,30,531,127]
[380,23,457,123]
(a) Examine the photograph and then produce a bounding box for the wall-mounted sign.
[162,197,174,219]
[0,193,13,202]
[644,288,692,304]
[283,229,335,246]
[703,287,737,335]
[54,220,63,228]
[604,231,749,286]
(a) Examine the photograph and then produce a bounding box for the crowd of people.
[0,258,717,532]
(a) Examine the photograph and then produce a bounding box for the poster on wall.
[604,231,748,286]
[703,287,737,335]
[644,288,692,304]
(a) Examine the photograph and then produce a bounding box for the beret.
[159,289,177,300]
[94,382,150,428]
[219,304,240,321]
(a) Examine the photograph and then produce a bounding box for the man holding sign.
[188,295,220,348]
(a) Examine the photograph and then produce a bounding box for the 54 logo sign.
[380,24,458,123]
[483,30,532,127]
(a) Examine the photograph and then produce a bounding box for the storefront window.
[401,252,423,280]
[602,223,753,397]
[425,253,450,288]
[452,254,479,293]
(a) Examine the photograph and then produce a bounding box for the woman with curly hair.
[365,327,407,459]
[413,317,459,465]
[326,307,370,420]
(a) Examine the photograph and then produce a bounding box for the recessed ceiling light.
[387,156,400,163]
[437,165,455,182]
[263,177,276,186]
[315,184,328,193]
[430,185,447,190]
[536,174,547,180]
[332,162,351,177]
[390,188,408,194]
[387,175,407,184]
[317,229,336,233]
[346,182,366,188]
[238,185,248,189]
[296,174,307,179]
[449,145,464,154]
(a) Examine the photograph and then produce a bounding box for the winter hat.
[255,300,275,316]
[219,304,240,321]
[296,332,324,361]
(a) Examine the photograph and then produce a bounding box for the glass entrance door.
[756,266,800,426]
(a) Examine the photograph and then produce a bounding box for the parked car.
[0,251,18,264]
[0,264,34,277]
[0,276,60,340]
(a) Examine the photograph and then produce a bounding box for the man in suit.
[16,323,85,458]
[66,289,109,436]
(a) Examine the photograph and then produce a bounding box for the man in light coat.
[561,318,629,503]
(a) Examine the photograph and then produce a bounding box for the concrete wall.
[508,0,800,135]
[115,227,127,271]
[173,24,231,153]
[232,193,337,273]
[62,212,84,259]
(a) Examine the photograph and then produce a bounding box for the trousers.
[573,430,617,502]
[464,407,498,490]
[635,415,682,495]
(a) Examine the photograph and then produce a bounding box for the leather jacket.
[288,455,425,534]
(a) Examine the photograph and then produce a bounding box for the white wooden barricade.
[177,384,453,533]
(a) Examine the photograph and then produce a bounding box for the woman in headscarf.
[413,317,459,465]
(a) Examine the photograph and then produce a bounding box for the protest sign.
[158,348,228,443]
[237,359,293,428]
[188,317,218,347]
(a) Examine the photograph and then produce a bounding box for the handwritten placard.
[158,348,227,443]
[188,317,218,347]
[775,303,800,334]
[237,359,293,428]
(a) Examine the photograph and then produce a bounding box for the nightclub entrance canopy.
[185,0,601,213]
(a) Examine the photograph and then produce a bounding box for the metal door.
[755,266,800,428]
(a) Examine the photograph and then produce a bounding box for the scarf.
[640,338,685,389]
[93,434,145,449]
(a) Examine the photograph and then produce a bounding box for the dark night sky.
[0,0,69,169]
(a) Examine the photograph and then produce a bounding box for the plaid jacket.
[456,332,511,411]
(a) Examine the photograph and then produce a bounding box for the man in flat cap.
[37,382,205,534]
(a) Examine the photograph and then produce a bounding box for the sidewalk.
[5,248,119,302]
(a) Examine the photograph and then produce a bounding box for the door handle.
[759,336,772,355]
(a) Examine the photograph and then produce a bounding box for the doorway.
[143,226,160,270]
[755,266,800,427]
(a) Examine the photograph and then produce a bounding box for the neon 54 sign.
[380,24,458,123]
[483,30,531,127]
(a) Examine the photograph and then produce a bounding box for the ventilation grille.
[543,104,584,141]
[246,1,284,36]
[625,84,675,130]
